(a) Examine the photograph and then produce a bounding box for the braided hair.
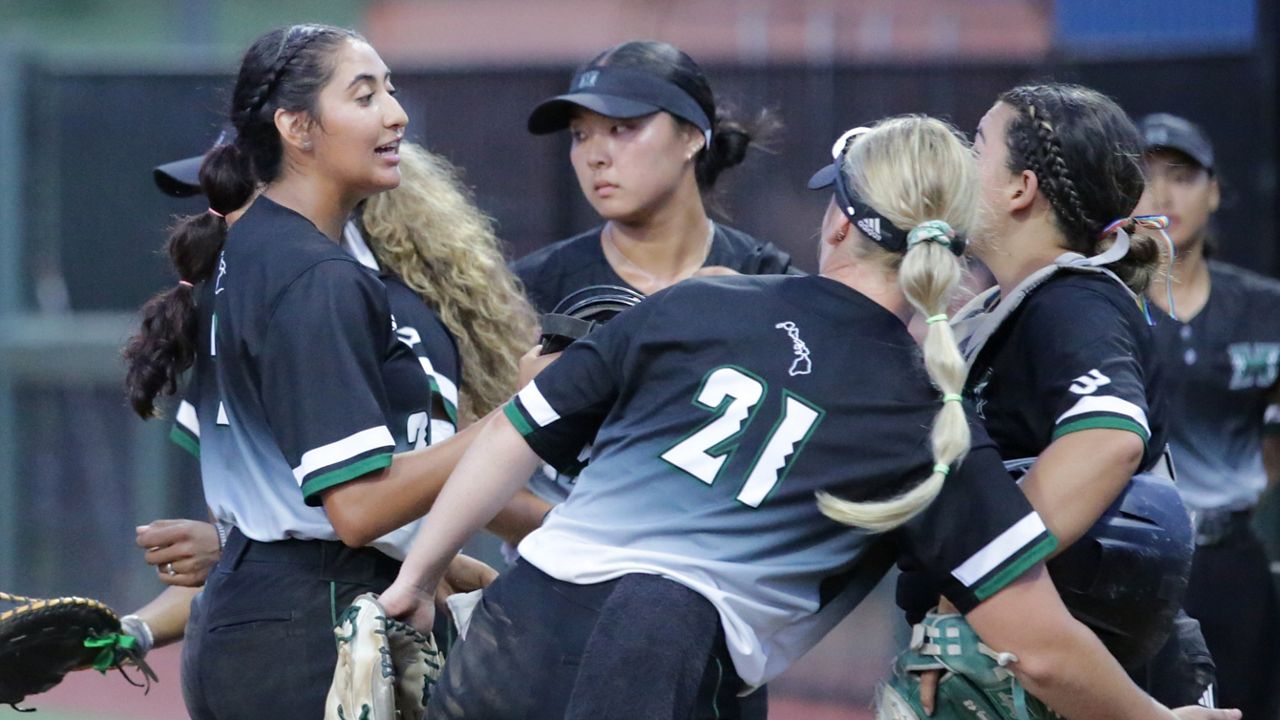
[998,84,1161,294]
[124,24,363,418]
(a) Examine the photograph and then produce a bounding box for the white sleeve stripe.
[436,374,460,408]
[292,426,395,485]
[952,512,1047,587]
[176,400,200,438]
[517,382,561,427]
[417,358,460,408]
[1056,395,1149,434]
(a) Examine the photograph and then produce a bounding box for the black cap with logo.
[527,67,712,143]
[1137,113,1214,172]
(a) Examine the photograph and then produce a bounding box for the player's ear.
[1009,169,1037,213]
[275,108,313,153]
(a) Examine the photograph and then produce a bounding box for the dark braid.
[997,83,1159,294]
[1026,104,1096,247]
[124,24,362,419]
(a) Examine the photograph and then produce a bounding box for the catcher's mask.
[538,285,646,355]
[1007,459,1195,669]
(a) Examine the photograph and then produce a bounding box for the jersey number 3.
[660,366,824,507]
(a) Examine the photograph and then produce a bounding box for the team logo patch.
[775,321,812,376]
[575,70,600,89]
[1227,342,1280,390]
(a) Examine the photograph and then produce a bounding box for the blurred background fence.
[0,0,1276,716]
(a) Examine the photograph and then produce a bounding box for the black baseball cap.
[1137,113,1214,172]
[153,126,235,198]
[527,66,711,142]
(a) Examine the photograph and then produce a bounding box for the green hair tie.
[906,220,955,249]
[942,393,962,404]
[926,314,948,325]
[933,463,951,476]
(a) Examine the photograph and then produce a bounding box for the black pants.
[429,561,767,719]
[181,529,401,720]
[1183,523,1280,718]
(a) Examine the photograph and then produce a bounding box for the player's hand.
[1172,707,1241,719]
[520,345,559,387]
[136,519,221,587]
[380,579,436,635]
[433,554,498,617]
[692,265,739,278]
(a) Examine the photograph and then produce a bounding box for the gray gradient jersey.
[507,275,1057,686]
[512,222,797,504]
[1151,261,1280,511]
[169,198,440,559]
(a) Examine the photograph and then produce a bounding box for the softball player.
[377,115,1227,720]
[121,25,545,719]
[123,128,538,683]
[895,84,1209,714]
[1136,112,1280,717]
[514,42,796,536]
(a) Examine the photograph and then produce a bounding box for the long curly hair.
[361,142,537,422]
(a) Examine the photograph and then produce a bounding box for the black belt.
[1191,507,1253,547]
[220,527,401,584]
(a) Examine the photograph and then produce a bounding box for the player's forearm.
[1018,429,1143,555]
[1010,618,1174,720]
[966,566,1176,720]
[129,585,201,648]
[398,413,543,592]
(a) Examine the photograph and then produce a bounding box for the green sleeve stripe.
[504,400,535,437]
[429,377,459,424]
[974,534,1059,601]
[1052,416,1149,446]
[169,425,200,460]
[300,453,392,505]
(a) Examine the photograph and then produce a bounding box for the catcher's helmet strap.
[541,314,598,343]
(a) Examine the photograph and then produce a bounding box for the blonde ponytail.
[815,116,977,532]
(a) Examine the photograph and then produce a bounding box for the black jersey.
[966,272,1167,470]
[1150,261,1280,511]
[507,274,1056,686]
[512,222,796,314]
[189,196,435,558]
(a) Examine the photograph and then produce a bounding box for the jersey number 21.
[661,365,824,507]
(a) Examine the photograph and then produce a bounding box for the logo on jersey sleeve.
[1227,342,1280,390]
[1068,369,1111,395]
[775,321,812,376]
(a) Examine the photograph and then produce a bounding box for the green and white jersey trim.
[951,512,1058,601]
[292,425,394,485]
[169,399,201,459]
[509,382,561,432]
[1053,394,1150,443]
[415,354,459,425]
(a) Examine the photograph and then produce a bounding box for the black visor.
[528,67,712,141]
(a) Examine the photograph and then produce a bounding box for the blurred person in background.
[1136,112,1280,719]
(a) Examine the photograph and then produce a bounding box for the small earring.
[302,138,313,150]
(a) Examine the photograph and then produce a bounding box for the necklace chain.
[602,220,715,287]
